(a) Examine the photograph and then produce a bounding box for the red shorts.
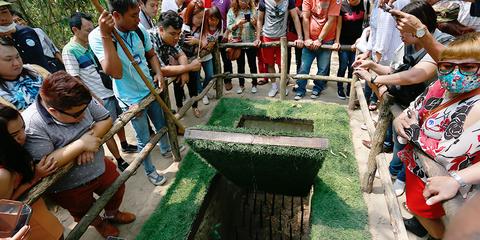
[260,36,281,66]
[405,169,445,219]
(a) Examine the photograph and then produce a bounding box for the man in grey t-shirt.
[23,71,135,238]
[254,0,303,97]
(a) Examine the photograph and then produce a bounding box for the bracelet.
[449,171,467,187]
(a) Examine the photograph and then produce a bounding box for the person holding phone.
[0,104,63,240]
[227,0,259,94]
[393,32,480,239]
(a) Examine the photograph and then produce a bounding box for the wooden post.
[376,155,410,240]
[354,81,376,134]
[362,95,393,193]
[213,45,223,99]
[348,76,358,110]
[280,37,288,100]
[65,129,167,240]
[161,78,181,162]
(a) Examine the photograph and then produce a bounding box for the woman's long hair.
[0,105,34,183]
[231,0,255,17]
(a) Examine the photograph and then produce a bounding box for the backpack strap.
[111,28,147,54]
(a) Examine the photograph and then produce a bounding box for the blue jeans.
[296,41,333,96]
[124,101,170,175]
[198,59,214,92]
[389,128,406,181]
[336,50,355,90]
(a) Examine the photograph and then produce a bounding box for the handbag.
[226,37,242,61]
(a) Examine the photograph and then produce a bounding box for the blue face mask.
[438,69,480,93]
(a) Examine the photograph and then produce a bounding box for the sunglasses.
[54,104,89,118]
[437,62,480,76]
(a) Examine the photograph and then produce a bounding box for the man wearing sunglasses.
[22,71,135,238]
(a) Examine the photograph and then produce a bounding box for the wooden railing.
[19,38,358,239]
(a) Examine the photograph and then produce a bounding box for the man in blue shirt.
[89,0,171,186]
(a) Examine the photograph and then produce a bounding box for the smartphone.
[244,13,251,22]
[0,200,32,238]
[380,4,393,12]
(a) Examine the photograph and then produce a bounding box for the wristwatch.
[449,171,467,187]
[370,75,377,84]
[415,26,427,38]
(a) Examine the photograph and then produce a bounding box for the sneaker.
[285,89,289,96]
[93,218,119,238]
[393,179,405,197]
[202,95,209,105]
[106,211,136,224]
[117,161,130,172]
[294,94,303,101]
[268,87,278,97]
[121,144,138,153]
[403,217,428,238]
[337,89,346,100]
[161,144,187,157]
[236,87,245,94]
[251,86,257,93]
[147,171,167,186]
[310,91,320,99]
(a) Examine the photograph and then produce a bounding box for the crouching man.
[22,71,135,238]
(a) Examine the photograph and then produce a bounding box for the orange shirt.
[302,0,341,41]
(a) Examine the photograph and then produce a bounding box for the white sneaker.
[310,91,319,99]
[251,86,257,93]
[268,87,278,97]
[393,179,405,197]
[202,95,209,105]
[294,94,303,101]
[236,87,245,94]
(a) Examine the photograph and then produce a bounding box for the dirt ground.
[55,52,422,239]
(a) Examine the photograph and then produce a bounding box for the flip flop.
[257,79,269,85]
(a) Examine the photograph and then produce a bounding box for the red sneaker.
[107,211,136,224]
[93,218,119,238]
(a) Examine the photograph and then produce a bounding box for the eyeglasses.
[437,62,480,76]
[54,104,89,118]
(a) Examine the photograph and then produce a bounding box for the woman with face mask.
[393,32,480,239]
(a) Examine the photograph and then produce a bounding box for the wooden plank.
[376,155,410,240]
[354,81,376,135]
[213,46,223,99]
[184,129,329,150]
[219,42,354,52]
[175,78,216,119]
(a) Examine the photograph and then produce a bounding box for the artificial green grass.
[138,98,370,240]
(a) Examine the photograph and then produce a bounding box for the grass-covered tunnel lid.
[185,127,328,196]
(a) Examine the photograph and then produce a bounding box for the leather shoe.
[403,217,428,238]
[107,211,136,224]
[93,218,119,238]
[362,140,393,153]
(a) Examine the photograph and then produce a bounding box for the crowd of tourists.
[1,0,480,239]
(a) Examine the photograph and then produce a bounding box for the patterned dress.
[399,80,480,182]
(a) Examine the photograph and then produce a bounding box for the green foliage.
[138,98,370,240]
[13,0,109,48]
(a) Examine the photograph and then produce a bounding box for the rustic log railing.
[18,38,359,239]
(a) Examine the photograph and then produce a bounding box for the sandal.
[192,108,201,118]
[368,101,378,111]
[257,79,269,85]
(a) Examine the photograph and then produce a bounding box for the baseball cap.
[0,1,12,7]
